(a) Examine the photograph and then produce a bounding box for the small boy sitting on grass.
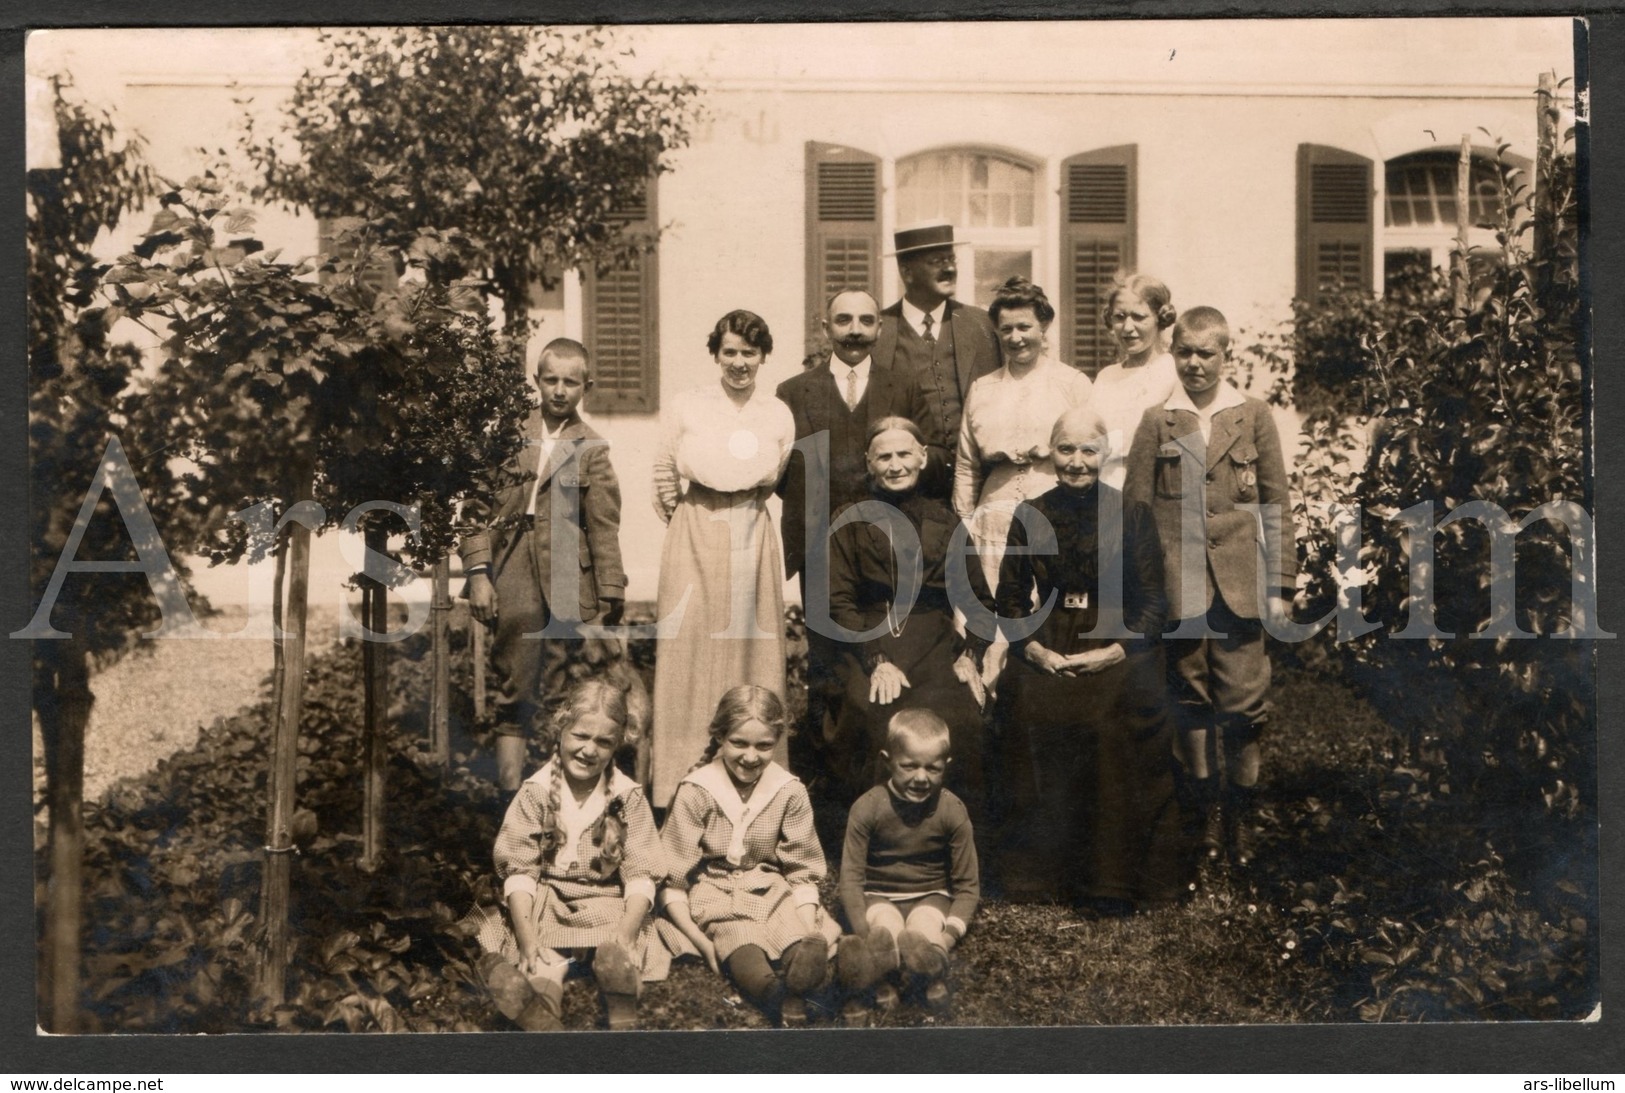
[835,709,980,1022]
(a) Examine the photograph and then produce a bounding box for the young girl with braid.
[479,680,666,1031]
[659,684,841,1027]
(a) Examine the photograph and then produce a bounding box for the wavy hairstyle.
[706,309,774,356]
[1103,272,1177,331]
[988,275,1056,327]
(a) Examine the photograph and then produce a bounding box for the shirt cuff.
[502,874,538,900]
[791,884,822,909]
[623,877,657,907]
[944,916,968,940]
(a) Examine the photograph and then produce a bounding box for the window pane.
[974,248,1032,309]
[897,149,1037,229]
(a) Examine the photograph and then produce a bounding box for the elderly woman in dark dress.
[987,405,1183,911]
[827,417,988,822]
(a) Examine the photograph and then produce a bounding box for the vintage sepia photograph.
[20,16,1598,1041]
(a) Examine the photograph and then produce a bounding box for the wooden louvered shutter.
[1297,144,1374,301]
[317,218,399,294]
[1060,146,1137,378]
[584,176,659,413]
[805,142,882,357]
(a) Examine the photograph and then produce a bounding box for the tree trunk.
[360,523,390,873]
[38,636,90,1033]
[429,559,451,765]
[1453,134,1472,313]
[255,467,314,1005]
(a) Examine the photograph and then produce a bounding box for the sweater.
[838,783,980,938]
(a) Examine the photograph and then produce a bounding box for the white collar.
[832,354,871,379]
[1165,379,1246,417]
[901,299,948,337]
[680,759,796,865]
[524,760,637,869]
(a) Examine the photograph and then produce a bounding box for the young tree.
[99,176,533,1004]
[241,25,702,335]
[23,77,167,1033]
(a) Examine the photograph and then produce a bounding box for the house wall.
[27,20,1576,612]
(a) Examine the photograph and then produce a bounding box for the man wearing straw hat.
[876,221,1001,498]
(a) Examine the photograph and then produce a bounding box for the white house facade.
[28,19,1578,609]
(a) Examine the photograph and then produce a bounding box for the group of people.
[456,220,1296,1030]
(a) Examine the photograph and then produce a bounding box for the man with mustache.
[877,222,1002,499]
[776,289,907,796]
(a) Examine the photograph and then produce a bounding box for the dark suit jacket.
[775,356,906,580]
[878,299,1001,489]
[459,411,625,621]
[1122,396,1295,622]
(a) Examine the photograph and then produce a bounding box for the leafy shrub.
[1233,114,1595,977]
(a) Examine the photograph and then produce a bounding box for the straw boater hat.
[885,220,972,258]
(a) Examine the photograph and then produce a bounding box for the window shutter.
[805,142,882,358]
[316,218,399,294]
[1059,146,1136,378]
[1297,144,1374,301]
[584,176,659,414]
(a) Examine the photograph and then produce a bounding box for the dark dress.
[828,485,987,820]
[990,482,1183,905]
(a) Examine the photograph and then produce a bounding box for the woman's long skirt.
[650,484,788,808]
[995,644,1183,904]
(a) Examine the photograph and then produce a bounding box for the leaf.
[321,929,361,964]
[1360,948,1395,965]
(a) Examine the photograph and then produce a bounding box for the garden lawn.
[56,617,1594,1032]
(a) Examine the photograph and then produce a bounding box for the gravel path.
[32,607,344,807]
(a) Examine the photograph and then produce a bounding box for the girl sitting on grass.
[659,684,841,1027]
[477,679,666,1031]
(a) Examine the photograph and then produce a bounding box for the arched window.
[896,148,1041,308]
[1382,150,1521,292]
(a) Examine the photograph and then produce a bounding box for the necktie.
[920,312,936,348]
[844,367,858,411]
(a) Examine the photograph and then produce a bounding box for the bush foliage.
[1234,115,1594,974]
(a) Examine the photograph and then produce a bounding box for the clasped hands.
[1025,641,1125,677]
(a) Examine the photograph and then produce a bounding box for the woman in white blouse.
[955,276,1095,598]
[648,310,797,808]
[1090,272,1179,490]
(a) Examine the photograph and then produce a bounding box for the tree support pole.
[360,523,390,872]
[256,467,313,1005]
[430,559,451,765]
[41,637,90,1033]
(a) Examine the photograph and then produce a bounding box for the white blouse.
[652,381,796,520]
[952,355,1095,521]
[1091,352,1178,489]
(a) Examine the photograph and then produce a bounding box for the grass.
[57,618,1594,1032]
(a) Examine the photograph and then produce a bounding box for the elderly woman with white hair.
[980,405,1184,912]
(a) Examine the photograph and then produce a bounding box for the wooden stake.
[255,467,313,1005]
[360,523,390,873]
[429,559,451,765]
[471,601,487,720]
[1536,70,1558,268]
[1454,134,1472,312]
[41,637,90,1033]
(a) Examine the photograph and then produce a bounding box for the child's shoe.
[517,977,564,1032]
[867,925,900,976]
[897,929,949,981]
[594,940,641,1031]
[478,952,537,1024]
[782,934,830,995]
[873,982,901,1013]
[779,994,809,1028]
[922,978,951,1015]
[836,933,882,991]
[1195,778,1223,861]
[1225,784,1259,868]
[839,996,872,1027]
